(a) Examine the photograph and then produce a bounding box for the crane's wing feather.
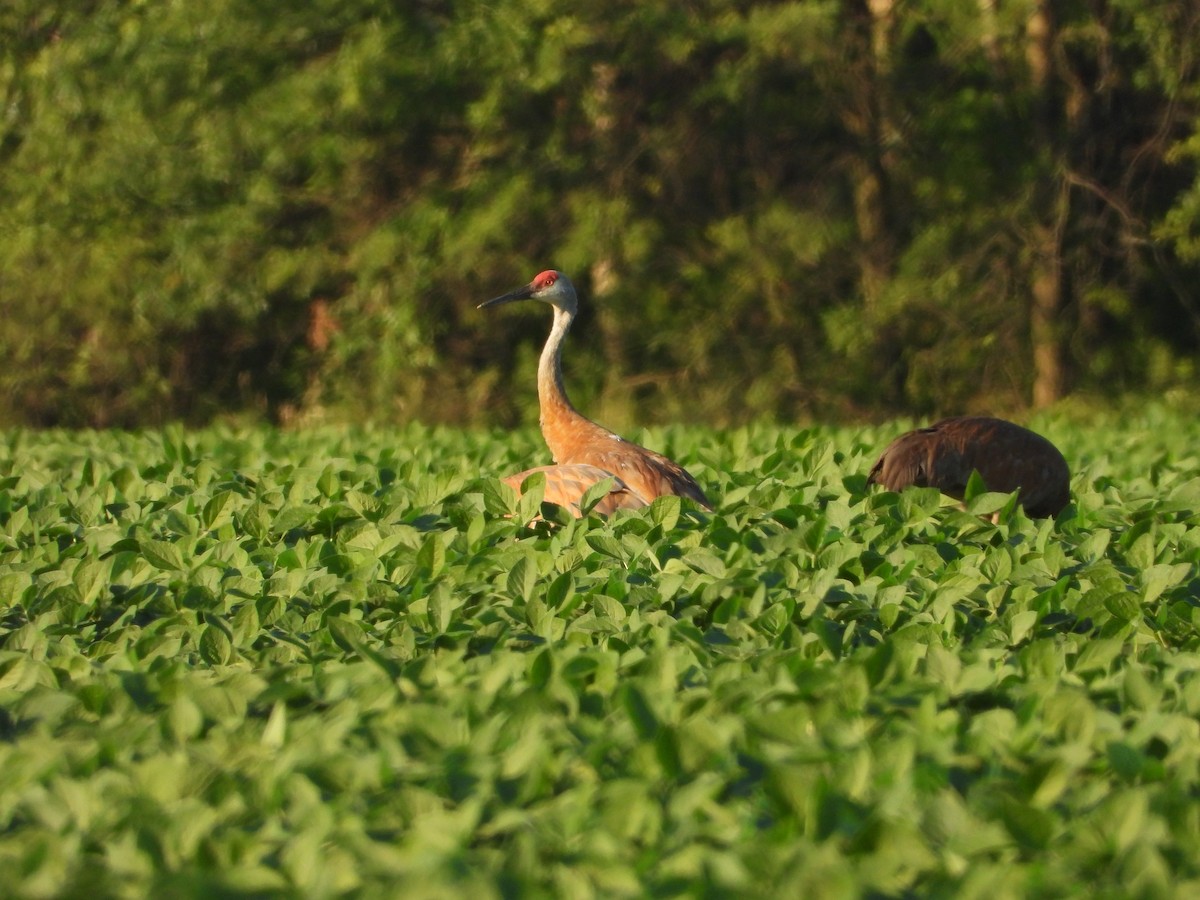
[573,443,713,510]
[504,464,649,517]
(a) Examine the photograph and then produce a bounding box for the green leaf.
[683,548,726,577]
[1140,563,1189,604]
[546,571,575,610]
[620,684,659,738]
[482,477,519,516]
[262,701,287,748]
[1008,609,1038,644]
[141,539,185,571]
[1074,637,1122,674]
[428,583,454,634]
[327,616,362,654]
[1104,591,1142,622]
[962,469,988,503]
[585,532,626,561]
[515,473,547,522]
[997,795,1056,850]
[199,626,233,665]
[0,570,31,606]
[965,490,1013,517]
[232,601,260,648]
[529,648,553,687]
[417,533,446,577]
[168,696,204,742]
[507,554,537,602]
[579,475,617,515]
[327,616,398,676]
[272,504,315,535]
[649,494,681,529]
[202,490,235,529]
[317,465,341,499]
[4,504,29,538]
[240,503,272,542]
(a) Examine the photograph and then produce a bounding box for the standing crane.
[867,416,1070,518]
[479,269,712,514]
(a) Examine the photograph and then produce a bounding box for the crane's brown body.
[868,416,1070,518]
[481,270,712,515]
[503,463,649,516]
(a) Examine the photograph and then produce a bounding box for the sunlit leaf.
[141,539,185,571]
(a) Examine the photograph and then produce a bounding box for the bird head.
[478,270,577,315]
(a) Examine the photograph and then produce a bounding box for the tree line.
[2,0,1198,428]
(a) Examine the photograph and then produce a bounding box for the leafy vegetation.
[2,408,1200,896]
[2,1,1200,426]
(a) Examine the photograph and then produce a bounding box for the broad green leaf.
[1104,591,1142,622]
[317,465,341,498]
[0,570,32,606]
[482,477,520,516]
[507,554,537,602]
[1073,637,1122,674]
[428,583,454,633]
[547,571,575,610]
[997,795,1056,850]
[328,616,363,654]
[70,557,107,604]
[965,490,1013,517]
[578,476,617,516]
[649,494,681,529]
[168,695,204,741]
[417,532,446,577]
[232,601,260,647]
[683,548,726,577]
[272,504,316,535]
[1140,563,1190,604]
[240,503,272,541]
[199,625,233,665]
[516,473,547,522]
[141,538,185,571]
[529,648,552,687]
[1008,609,1038,644]
[4,504,29,537]
[585,532,625,561]
[202,490,236,529]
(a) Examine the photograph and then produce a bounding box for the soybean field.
[2,408,1200,897]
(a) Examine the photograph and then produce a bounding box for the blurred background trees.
[1,0,1198,428]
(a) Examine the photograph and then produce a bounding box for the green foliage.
[2,409,1200,894]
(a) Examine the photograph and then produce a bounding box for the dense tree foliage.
[1,0,1198,428]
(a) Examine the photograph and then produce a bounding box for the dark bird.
[867,416,1070,518]
[480,269,712,515]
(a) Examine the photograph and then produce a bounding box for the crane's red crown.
[532,270,559,290]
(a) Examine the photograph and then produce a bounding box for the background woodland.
[2,0,1199,429]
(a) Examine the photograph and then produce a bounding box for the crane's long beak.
[478,283,535,309]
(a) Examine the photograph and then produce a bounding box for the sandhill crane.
[867,416,1070,518]
[479,269,712,514]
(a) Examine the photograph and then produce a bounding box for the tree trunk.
[841,0,897,307]
[1026,0,1068,408]
[1029,213,1067,408]
[850,156,894,305]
